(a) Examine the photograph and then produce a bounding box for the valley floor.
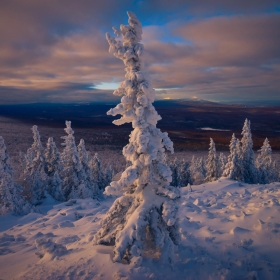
[1,178,280,279]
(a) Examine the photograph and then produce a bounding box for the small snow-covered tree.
[0,136,33,215]
[44,137,65,201]
[45,137,61,177]
[89,152,107,191]
[178,159,192,187]
[94,12,179,265]
[77,139,100,198]
[240,119,257,183]
[104,164,114,187]
[256,138,275,184]
[48,171,65,201]
[218,152,227,177]
[23,126,47,205]
[60,121,83,200]
[170,157,180,187]
[223,134,243,181]
[191,157,206,185]
[205,138,219,182]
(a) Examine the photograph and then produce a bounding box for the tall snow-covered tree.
[223,134,243,181]
[205,138,219,182]
[240,119,257,183]
[0,136,33,215]
[23,125,47,205]
[256,138,276,184]
[94,12,180,265]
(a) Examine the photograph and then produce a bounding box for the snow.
[0,178,280,279]
[200,127,230,131]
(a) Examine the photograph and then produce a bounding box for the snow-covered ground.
[1,178,279,280]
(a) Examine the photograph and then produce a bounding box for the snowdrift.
[0,178,280,280]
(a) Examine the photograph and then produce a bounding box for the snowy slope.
[0,179,280,280]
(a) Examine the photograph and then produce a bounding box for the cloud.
[0,1,279,103]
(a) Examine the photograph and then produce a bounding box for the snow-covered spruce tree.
[23,125,47,205]
[191,157,206,184]
[240,119,257,183]
[77,139,100,198]
[104,164,115,187]
[256,138,275,184]
[94,12,179,264]
[205,138,219,182]
[170,157,180,187]
[45,137,61,177]
[178,159,192,187]
[218,152,227,178]
[44,137,65,201]
[61,121,98,200]
[223,134,243,181]
[60,121,82,199]
[89,153,106,191]
[0,136,33,215]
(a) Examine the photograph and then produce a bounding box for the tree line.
[0,121,113,215]
[167,119,279,187]
[0,118,278,216]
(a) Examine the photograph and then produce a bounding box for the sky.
[0,0,280,105]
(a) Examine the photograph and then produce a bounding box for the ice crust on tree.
[0,136,33,215]
[94,12,179,264]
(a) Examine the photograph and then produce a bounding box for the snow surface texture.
[0,179,280,279]
[94,12,179,264]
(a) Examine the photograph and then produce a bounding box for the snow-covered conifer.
[23,126,47,205]
[44,137,65,201]
[190,157,206,185]
[240,119,257,183]
[77,139,99,198]
[104,164,114,187]
[256,138,276,184]
[170,157,180,187]
[223,134,243,181]
[218,152,227,178]
[89,153,106,191]
[60,121,83,200]
[94,12,179,264]
[205,138,219,182]
[45,137,61,177]
[178,159,192,187]
[49,171,65,201]
[0,136,33,215]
